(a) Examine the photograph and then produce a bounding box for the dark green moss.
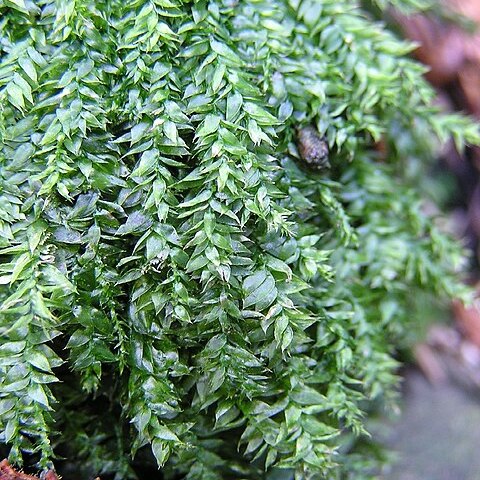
[0,0,477,478]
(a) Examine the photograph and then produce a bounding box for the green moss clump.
[0,0,477,478]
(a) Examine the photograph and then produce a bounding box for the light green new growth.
[0,0,477,479]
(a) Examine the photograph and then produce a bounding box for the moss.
[0,0,477,478]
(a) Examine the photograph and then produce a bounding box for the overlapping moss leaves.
[0,0,477,478]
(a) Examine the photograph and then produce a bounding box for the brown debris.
[414,343,448,384]
[395,0,480,88]
[416,320,480,390]
[452,299,480,347]
[0,460,101,480]
[0,460,58,480]
[396,13,466,87]
[396,0,480,277]
[458,62,480,115]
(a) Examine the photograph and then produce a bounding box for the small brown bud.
[296,125,329,169]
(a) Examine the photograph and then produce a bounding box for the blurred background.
[381,2,480,479]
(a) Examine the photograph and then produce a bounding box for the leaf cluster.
[0,0,477,479]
